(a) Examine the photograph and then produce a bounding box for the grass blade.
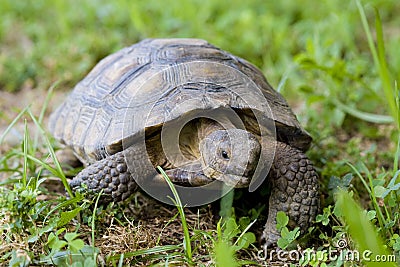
[356,0,399,129]
[38,81,58,125]
[157,166,193,265]
[26,109,74,198]
[336,191,396,267]
[91,189,103,264]
[0,106,29,145]
[395,134,400,172]
[219,187,234,219]
[333,99,393,123]
[232,219,257,247]
[34,81,58,149]
[106,245,181,261]
[346,162,387,234]
[22,119,29,186]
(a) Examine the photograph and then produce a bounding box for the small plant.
[40,230,98,266]
[47,230,83,257]
[276,211,300,249]
[0,177,48,233]
[214,216,257,266]
[10,234,97,267]
[217,216,257,252]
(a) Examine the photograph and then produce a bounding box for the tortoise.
[49,38,319,246]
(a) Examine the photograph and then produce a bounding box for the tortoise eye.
[221,150,230,159]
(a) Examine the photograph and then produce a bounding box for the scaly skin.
[261,140,319,247]
[69,148,138,202]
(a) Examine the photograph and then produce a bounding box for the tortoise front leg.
[154,162,213,186]
[261,140,319,247]
[69,144,156,203]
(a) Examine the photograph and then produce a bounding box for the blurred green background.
[1,0,399,133]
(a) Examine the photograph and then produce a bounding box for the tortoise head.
[199,129,261,187]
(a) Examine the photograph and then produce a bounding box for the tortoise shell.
[49,38,311,162]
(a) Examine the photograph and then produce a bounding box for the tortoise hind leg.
[261,140,319,247]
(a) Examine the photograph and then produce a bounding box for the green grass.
[157,166,193,264]
[1,0,400,266]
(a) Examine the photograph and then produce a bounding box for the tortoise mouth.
[202,165,250,188]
